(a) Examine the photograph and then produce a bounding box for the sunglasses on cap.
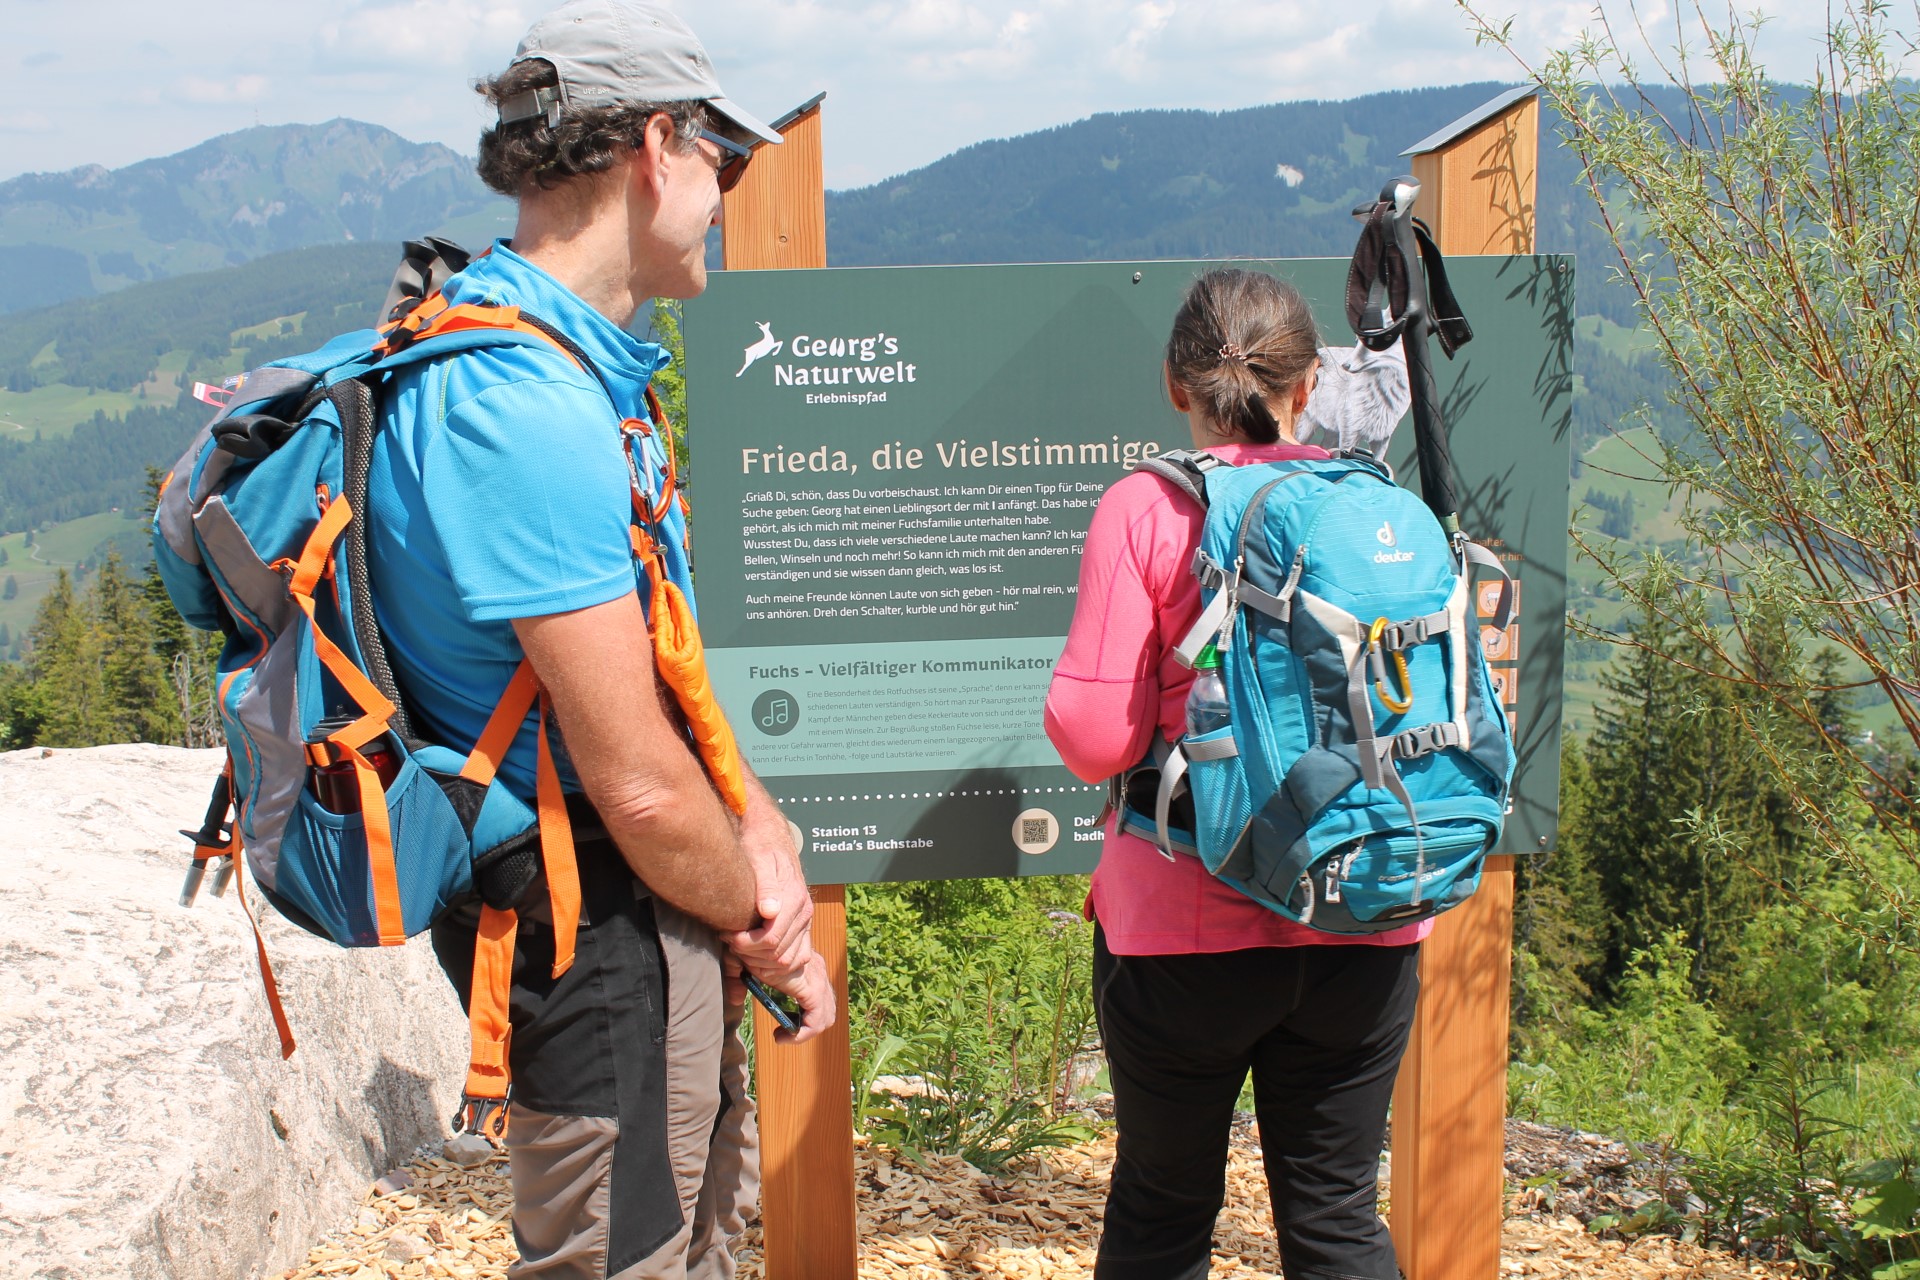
[698,128,753,194]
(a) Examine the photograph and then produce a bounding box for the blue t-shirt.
[366,242,692,800]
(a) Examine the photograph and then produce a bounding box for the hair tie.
[1218,342,1247,362]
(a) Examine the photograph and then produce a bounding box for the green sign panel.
[685,258,1573,884]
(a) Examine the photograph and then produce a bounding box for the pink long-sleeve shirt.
[1045,441,1431,955]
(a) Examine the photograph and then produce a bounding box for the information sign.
[685,257,1573,883]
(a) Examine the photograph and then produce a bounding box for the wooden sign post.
[719,95,861,1280]
[1388,85,1541,1280]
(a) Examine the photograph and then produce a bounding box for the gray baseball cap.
[499,0,781,146]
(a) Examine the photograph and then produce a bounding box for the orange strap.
[375,297,586,370]
[536,694,580,979]
[460,904,517,1141]
[232,859,297,1060]
[460,660,540,786]
[286,495,404,945]
[646,569,748,815]
[454,661,578,980]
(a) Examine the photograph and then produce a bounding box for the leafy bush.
[846,876,1102,1169]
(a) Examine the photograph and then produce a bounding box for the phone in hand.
[742,972,801,1034]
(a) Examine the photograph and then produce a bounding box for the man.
[364,4,835,1276]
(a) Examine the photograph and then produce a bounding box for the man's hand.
[742,949,837,1046]
[726,771,814,977]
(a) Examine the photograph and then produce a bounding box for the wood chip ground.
[275,1127,1792,1280]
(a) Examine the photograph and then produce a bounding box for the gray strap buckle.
[1235,545,1306,623]
[1389,721,1462,760]
[1379,609,1450,652]
[500,86,563,128]
[1176,555,1242,666]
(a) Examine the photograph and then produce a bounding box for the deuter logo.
[1373,519,1413,563]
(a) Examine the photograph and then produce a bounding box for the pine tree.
[1581,605,1815,1000]
[1512,735,1608,1041]
[142,466,222,746]
[9,571,99,746]
[2,575,15,601]
[92,551,177,744]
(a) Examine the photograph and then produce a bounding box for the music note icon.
[752,689,800,737]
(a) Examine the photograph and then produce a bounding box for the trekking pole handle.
[1388,175,1420,219]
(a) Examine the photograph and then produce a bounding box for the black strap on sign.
[1344,177,1474,535]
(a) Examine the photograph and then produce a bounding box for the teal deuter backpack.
[1116,448,1517,933]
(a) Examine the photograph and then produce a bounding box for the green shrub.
[845,876,1101,1169]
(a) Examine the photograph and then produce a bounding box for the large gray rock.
[0,744,471,1279]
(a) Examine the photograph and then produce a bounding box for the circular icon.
[786,819,806,855]
[751,689,800,737]
[1012,807,1060,855]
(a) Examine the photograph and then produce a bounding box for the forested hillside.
[0,243,395,533]
[824,83,1680,453]
[830,84,1506,264]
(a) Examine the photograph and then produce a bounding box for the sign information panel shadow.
[685,257,1572,885]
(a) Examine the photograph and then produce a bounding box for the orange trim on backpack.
[289,495,354,599]
[285,496,404,945]
[536,694,580,980]
[374,298,586,370]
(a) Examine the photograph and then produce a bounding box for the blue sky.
[1,1,1840,190]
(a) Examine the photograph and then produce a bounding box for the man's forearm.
[513,596,757,932]
[739,766,805,885]
[593,769,756,931]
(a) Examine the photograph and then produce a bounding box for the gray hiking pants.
[432,840,759,1279]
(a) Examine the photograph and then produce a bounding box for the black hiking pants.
[1092,927,1421,1280]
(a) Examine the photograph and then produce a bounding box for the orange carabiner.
[1368,617,1415,714]
[643,384,679,525]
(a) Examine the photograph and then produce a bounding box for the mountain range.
[0,85,1671,660]
[0,119,513,314]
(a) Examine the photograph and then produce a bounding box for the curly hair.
[474,57,711,196]
[1164,269,1321,444]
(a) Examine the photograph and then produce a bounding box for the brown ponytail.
[1165,269,1320,444]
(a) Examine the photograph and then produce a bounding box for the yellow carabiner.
[1369,617,1415,714]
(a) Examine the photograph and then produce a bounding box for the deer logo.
[735,322,783,377]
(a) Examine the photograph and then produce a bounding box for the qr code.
[1022,817,1051,844]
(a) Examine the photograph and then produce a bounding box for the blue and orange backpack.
[152,241,746,1137]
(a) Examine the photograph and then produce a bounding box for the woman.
[1045,268,1427,1280]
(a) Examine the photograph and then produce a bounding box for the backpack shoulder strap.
[371,295,605,387]
[1131,449,1226,511]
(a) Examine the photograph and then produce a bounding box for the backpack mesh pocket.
[1183,725,1254,876]
[273,754,473,946]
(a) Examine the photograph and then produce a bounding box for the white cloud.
[315,0,535,72]
[0,111,54,137]
[176,74,270,105]
[0,0,1868,189]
